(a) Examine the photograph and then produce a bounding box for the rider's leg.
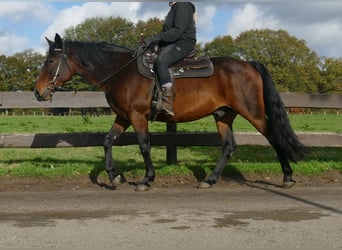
[154,41,195,116]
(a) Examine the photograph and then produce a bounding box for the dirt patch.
[0,170,340,192]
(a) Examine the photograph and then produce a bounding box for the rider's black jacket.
[158,2,196,45]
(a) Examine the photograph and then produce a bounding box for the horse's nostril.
[34,88,43,101]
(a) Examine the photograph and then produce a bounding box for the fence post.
[166,122,177,165]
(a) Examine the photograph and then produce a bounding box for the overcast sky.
[0,1,341,59]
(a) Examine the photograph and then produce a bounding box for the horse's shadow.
[89,158,251,190]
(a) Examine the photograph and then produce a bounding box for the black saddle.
[137,45,214,79]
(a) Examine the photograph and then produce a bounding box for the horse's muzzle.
[34,88,47,102]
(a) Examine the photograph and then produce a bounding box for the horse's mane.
[64,40,132,67]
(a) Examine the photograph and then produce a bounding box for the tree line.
[0,16,341,93]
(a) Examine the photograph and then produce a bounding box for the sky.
[0,1,341,59]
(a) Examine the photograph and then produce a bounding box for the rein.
[95,46,149,88]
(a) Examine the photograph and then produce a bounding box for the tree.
[64,17,164,50]
[318,58,342,93]
[0,55,10,91]
[16,50,45,91]
[202,35,236,58]
[0,50,44,91]
[64,17,134,43]
[235,29,320,93]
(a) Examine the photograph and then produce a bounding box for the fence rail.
[1,132,341,149]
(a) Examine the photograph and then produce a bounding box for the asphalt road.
[0,184,341,248]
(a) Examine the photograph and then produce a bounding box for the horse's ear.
[45,37,54,47]
[54,33,63,50]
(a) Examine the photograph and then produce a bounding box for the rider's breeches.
[154,40,195,87]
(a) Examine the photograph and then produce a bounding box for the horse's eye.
[48,57,55,63]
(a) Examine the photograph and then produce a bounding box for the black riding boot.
[161,86,175,116]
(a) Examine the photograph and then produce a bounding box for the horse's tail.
[250,61,305,162]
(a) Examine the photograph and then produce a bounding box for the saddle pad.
[137,47,214,80]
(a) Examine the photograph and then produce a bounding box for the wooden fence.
[1,91,341,163]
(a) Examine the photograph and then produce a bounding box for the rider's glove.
[145,34,161,48]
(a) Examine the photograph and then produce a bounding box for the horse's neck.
[74,53,131,88]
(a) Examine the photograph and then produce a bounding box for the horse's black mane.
[64,40,132,67]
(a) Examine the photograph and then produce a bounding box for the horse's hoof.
[135,184,150,192]
[197,181,212,189]
[113,174,126,185]
[282,180,296,189]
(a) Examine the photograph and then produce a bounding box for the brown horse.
[34,34,305,191]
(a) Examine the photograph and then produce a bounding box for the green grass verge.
[0,114,341,179]
[0,146,340,179]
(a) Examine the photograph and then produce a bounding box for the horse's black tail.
[250,61,305,162]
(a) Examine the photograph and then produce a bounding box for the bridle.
[41,46,69,101]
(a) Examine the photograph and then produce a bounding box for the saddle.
[137,45,214,80]
[137,45,214,121]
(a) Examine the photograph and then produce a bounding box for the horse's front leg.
[130,114,155,191]
[103,116,130,188]
[133,131,155,191]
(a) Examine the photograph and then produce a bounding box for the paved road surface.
[0,184,341,248]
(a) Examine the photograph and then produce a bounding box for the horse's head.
[34,33,75,101]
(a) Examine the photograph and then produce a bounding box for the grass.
[0,146,340,179]
[0,114,341,179]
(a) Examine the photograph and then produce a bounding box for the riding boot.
[161,86,175,116]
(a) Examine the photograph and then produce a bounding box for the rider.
[145,2,197,116]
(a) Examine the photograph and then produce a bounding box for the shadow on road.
[244,180,342,215]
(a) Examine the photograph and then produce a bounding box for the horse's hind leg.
[199,111,238,188]
[245,115,296,188]
[265,134,296,188]
[103,116,130,187]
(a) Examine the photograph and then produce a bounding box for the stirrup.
[162,107,174,117]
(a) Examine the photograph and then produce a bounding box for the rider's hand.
[145,35,161,48]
